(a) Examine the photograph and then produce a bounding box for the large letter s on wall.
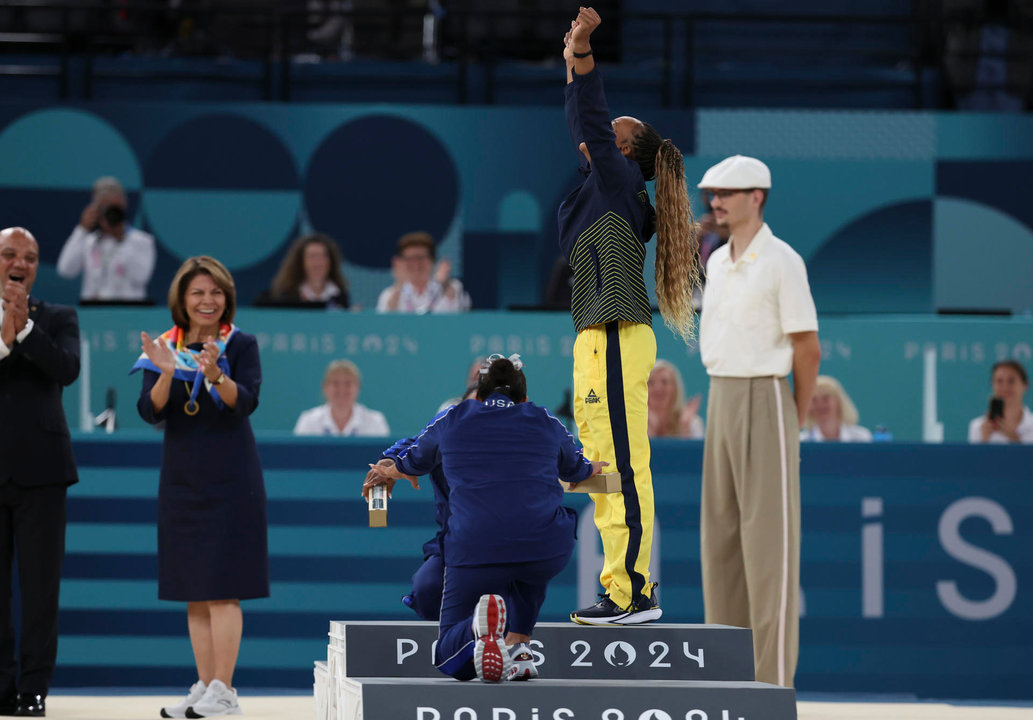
[936,497,1016,621]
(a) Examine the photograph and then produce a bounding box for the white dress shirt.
[57,225,156,300]
[699,223,818,377]
[293,403,391,437]
[968,406,1033,444]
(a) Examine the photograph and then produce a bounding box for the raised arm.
[564,8,629,190]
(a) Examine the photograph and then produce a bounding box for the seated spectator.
[56,176,156,301]
[647,359,703,439]
[801,375,872,442]
[969,360,1033,444]
[293,360,390,436]
[261,233,350,308]
[377,232,471,313]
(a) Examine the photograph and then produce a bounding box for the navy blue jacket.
[381,412,451,560]
[558,67,655,332]
[0,298,80,487]
[394,395,593,567]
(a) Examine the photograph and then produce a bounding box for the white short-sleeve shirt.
[699,223,818,377]
[293,403,391,437]
[967,406,1033,444]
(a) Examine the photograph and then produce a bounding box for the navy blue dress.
[137,331,270,602]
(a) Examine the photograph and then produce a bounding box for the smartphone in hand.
[988,396,1004,421]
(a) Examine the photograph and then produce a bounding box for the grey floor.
[40,693,1033,720]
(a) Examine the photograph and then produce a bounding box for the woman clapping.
[134,256,268,718]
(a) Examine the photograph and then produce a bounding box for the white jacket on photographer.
[57,224,156,301]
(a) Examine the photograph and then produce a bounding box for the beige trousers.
[701,376,800,687]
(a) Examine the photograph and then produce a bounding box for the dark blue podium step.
[328,620,755,682]
[336,677,797,720]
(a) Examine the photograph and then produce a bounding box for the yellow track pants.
[572,320,656,610]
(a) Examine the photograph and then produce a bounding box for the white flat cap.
[698,155,771,189]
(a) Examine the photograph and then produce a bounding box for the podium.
[315,620,796,719]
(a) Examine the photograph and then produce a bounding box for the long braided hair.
[631,123,702,345]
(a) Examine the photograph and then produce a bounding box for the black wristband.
[572,49,593,58]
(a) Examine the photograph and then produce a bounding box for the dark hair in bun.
[476,356,527,403]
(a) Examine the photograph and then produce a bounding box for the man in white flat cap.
[696,155,821,688]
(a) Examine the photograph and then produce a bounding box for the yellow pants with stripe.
[572,321,657,610]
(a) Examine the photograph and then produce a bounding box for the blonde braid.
[653,140,702,345]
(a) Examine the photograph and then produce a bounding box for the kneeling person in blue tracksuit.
[370,354,607,682]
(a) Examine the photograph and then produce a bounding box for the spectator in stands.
[261,233,350,308]
[647,359,703,439]
[376,231,471,313]
[294,359,390,436]
[800,375,872,442]
[367,355,607,682]
[56,176,156,302]
[133,256,268,718]
[969,360,1033,444]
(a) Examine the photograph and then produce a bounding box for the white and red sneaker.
[471,594,511,683]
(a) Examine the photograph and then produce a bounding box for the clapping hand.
[140,331,177,374]
[678,394,702,436]
[196,339,222,382]
[434,257,452,287]
[1,280,29,343]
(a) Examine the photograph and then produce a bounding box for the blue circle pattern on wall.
[303,114,459,269]
[142,114,300,270]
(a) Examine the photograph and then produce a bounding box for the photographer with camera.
[969,360,1033,444]
[56,176,156,302]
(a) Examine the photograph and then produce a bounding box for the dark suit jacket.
[0,297,80,487]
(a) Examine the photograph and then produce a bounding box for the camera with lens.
[102,205,126,226]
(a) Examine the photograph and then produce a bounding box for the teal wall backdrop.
[71,310,1033,443]
[1,104,1031,314]
[59,436,1033,699]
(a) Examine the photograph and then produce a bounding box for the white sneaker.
[506,642,539,681]
[471,594,511,683]
[160,680,206,718]
[185,679,241,717]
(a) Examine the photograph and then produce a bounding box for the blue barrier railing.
[57,433,1033,698]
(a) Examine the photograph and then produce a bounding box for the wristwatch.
[213,372,227,385]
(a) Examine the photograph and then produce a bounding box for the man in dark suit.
[0,227,80,717]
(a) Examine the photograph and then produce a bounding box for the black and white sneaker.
[570,585,662,626]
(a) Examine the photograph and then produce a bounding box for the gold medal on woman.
[184,381,200,416]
